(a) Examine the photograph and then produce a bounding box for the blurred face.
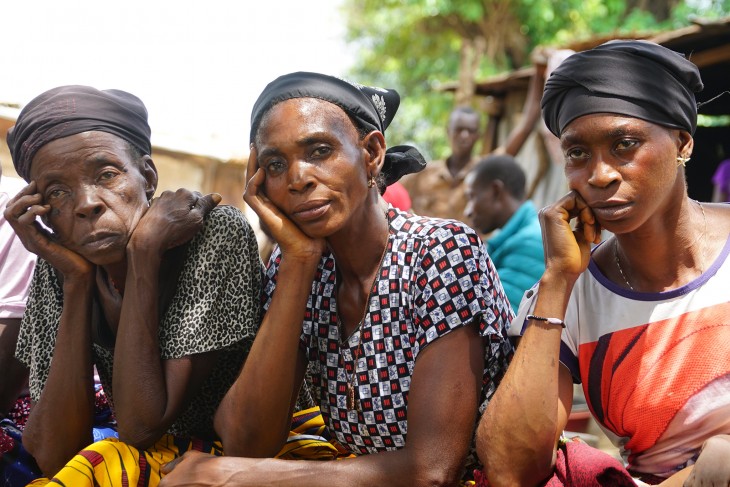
[30,131,155,265]
[254,98,374,239]
[448,112,480,159]
[561,113,691,234]
[464,172,499,234]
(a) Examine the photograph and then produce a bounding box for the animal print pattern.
[16,205,263,439]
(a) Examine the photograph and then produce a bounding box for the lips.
[82,231,120,247]
[589,200,632,221]
[292,200,331,222]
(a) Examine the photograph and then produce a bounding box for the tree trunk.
[455,35,486,106]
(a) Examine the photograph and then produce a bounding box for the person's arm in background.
[492,49,548,157]
[0,318,28,416]
[476,191,600,487]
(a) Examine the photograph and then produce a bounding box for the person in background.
[4,85,262,487]
[464,155,544,312]
[478,40,730,486]
[711,158,730,202]
[160,71,513,486]
[382,180,412,211]
[0,166,36,418]
[401,106,481,220]
[0,164,38,486]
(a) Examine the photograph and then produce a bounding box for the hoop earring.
[676,156,690,167]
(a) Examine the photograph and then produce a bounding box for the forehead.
[560,113,662,142]
[256,98,355,146]
[29,131,135,180]
[450,111,480,128]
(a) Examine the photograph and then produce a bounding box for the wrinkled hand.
[684,435,730,487]
[539,191,601,281]
[243,146,325,262]
[3,181,93,279]
[130,189,221,256]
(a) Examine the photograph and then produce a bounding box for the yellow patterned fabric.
[26,435,222,487]
[276,406,353,461]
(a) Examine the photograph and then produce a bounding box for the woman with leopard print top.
[4,85,262,486]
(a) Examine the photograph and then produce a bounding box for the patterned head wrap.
[250,72,426,188]
[541,40,704,137]
[7,85,152,181]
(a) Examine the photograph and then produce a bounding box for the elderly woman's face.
[254,98,370,238]
[561,113,691,234]
[29,131,155,266]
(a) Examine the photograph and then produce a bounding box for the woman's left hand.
[683,434,730,486]
[129,189,221,256]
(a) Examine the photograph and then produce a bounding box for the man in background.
[464,154,544,311]
[401,106,481,220]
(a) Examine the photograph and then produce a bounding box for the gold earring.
[368,176,376,188]
[676,156,690,167]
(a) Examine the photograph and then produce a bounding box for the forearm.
[478,273,574,486]
[216,256,318,457]
[23,278,95,476]
[113,249,168,446]
[170,447,457,487]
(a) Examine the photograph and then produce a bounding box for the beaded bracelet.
[526,314,566,328]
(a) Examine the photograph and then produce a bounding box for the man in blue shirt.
[464,155,544,311]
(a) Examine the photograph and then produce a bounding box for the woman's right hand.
[243,146,325,262]
[4,181,94,279]
[539,190,601,282]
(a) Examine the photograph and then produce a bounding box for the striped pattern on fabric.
[26,435,222,487]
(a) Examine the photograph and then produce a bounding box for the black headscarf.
[7,85,152,181]
[250,72,426,188]
[541,40,704,137]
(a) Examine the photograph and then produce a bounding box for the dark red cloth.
[475,440,636,486]
[383,182,412,211]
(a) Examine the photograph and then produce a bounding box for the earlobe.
[141,156,159,200]
[363,131,387,175]
[677,131,694,159]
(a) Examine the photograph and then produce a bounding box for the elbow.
[215,403,286,458]
[411,468,463,487]
[476,415,556,487]
[116,423,163,450]
[24,430,74,478]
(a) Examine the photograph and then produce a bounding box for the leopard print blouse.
[15,205,262,440]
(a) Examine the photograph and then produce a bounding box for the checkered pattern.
[263,207,513,457]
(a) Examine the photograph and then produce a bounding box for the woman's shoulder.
[389,207,479,241]
[204,204,253,231]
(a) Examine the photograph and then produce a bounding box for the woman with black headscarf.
[4,86,262,486]
[477,40,730,486]
[160,72,513,486]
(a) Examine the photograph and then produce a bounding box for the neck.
[328,197,390,283]
[614,198,706,291]
[446,153,472,176]
[103,259,128,294]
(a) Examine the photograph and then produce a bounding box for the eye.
[614,139,638,151]
[263,158,287,177]
[46,187,67,201]
[310,145,332,159]
[98,169,119,181]
[565,147,589,161]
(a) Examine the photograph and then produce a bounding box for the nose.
[287,159,315,194]
[587,156,620,189]
[74,185,105,219]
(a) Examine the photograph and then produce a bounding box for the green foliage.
[343,0,729,158]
